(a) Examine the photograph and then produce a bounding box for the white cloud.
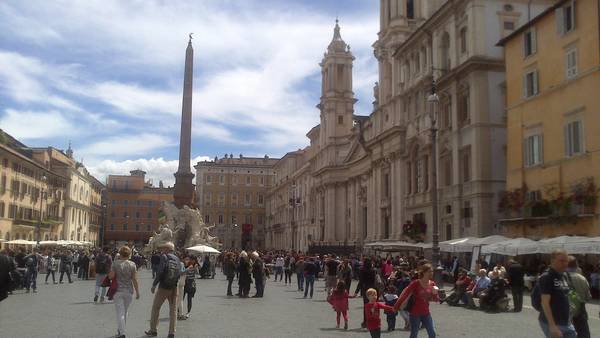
[88,155,210,187]
[0,109,77,140]
[78,133,175,157]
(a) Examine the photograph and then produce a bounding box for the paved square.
[1,270,599,338]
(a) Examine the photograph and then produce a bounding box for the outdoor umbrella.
[543,236,600,255]
[439,237,475,253]
[480,237,538,256]
[451,235,510,252]
[186,244,221,254]
[537,236,590,254]
[39,240,58,246]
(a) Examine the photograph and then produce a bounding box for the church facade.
[265,0,553,252]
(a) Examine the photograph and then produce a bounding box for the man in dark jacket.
[251,251,265,298]
[223,253,236,296]
[303,257,318,298]
[354,258,376,328]
[507,259,525,312]
[0,252,16,302]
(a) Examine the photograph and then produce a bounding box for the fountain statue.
[146,201,220,251]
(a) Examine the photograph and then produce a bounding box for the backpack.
[96,254,109,274]
[565,273,584,318]
[25,257,35,268]
[161,255,181,289]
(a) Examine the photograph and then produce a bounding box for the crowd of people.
[1,244,599,338]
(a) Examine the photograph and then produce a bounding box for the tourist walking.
[24,249,41,293]
[327,280,353,330]
[223,252,236,296]
[303,257,317,299]
[79,251,90,280]
[567,256,591,338]
[283,255,292,284]
[59,250,73,284]
[536,249,577,338]
[354,258,376,328]
[176,257,187,321]
[364,288,395,338]
[45,252,58,284]
[274,255,284,282]
[325,255,340,296]
[295,257,305,291]
[110,246,140,338]
[0,251,17,302]
[337,259,353,293]
[95,247,113,303]
[393,263,438,338]
[146,242,181,338]
[507,259,525,312]
[251,251,265,297]
[237,251,252,298]
[182,257,198,318]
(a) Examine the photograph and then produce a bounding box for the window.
[416,158,424,193]
[461,147,472,182]
[123,211,128,218]
[244,214,252,224]
[219,175,224,185]
[0,175,6,194]
[205,192,211,206]
[524,134,543,167]
[135,224,140,231]
[219,192,225,207]
[110,224,115,231]
[258,193,264,205]
[204,214,210,224]
[565,120,584,157]
[231,215,237,224]
[123,224,128,231]
[503,21,515,30]
[523,70,539,98]
[245,193,251,206]
[146,224,151,231]
[232,193,238,206]
[147,212,152,218]
[442,155,452,186]
[407,0,414,19]
[566,48,577,79]
[232,175,238,185]
[523,29,536,57]
[135,211,140,218]
[441,97,452,129]
[406,162,412,195]
[0,202,4,218]
[459,27,467,54]
[259,176,264,186]
[462,201,472,227]
[556,1,575,35]
[246,176,251,185]
[218,214,224,224]
[205,175,212,184]
[458,89,470,126]
[338,116,343,125]
[383,173,390,198]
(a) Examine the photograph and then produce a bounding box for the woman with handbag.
[393,263,438,338]
[108,246,140,338]
[182,257,199,319]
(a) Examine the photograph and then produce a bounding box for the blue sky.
[0,0,379,186]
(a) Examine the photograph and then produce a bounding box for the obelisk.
[173,34,195,209]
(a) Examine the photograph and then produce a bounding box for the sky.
[0,0,380,186]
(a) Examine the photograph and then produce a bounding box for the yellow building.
[498,0,600,238]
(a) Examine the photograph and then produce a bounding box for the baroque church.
[265,0,553,252]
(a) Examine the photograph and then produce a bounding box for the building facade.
[104,170,173,246]
[195,155,278,250]
[31,146,104,245]
[264,0,553,253]
[0,131,69,249]
[499,0,600,238]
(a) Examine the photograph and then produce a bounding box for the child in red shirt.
[364,288,395,338]
[327,280,354,330]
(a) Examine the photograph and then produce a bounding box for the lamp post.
[37,175,47,246]
[427,80,442,284]
[100,204,107,246]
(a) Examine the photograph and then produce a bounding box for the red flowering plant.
[571,179,598,207]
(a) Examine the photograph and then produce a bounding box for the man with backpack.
[94,247,113,303]
[566,256,591,338]
[24,249,42,293]
[534,249,577,338]
[145,242,181,338]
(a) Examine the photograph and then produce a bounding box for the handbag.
[101,275,111,287]
[106,277,118,300]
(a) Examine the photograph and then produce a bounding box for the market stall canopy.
[447,235,510,252]
[440,237,476,253]
[186,244,220,254]
[39,240,58,246]
[538,236,600,254]
[480,237,539,256]
[6,239,36,245]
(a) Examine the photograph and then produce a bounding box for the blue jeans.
[409,313,436,338]
[25,269,37,291]
[304,275,314,298]
[297,273,304,290]
[539,320,577,338]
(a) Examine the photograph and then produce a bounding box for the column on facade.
[390,157,399,238]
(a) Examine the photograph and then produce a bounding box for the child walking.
[327,280,353,330]
[364,288,396,338]
[383,285,399,331]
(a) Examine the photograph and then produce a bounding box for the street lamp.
[427,80,442,284]
[37,175,47,246]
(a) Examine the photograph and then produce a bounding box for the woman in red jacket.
[394,263,438,338]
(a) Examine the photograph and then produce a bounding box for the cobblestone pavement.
[1,270,599,338]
